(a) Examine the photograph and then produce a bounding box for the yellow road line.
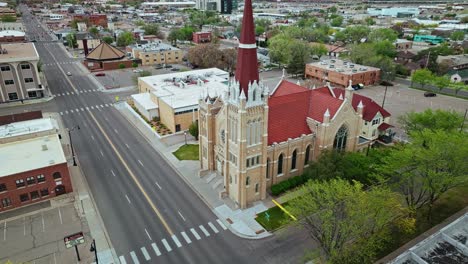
[272,199,297,221]
[88,111,174,235]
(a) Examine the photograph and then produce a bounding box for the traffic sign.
[64,232,85,249]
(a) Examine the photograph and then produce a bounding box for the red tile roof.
[271,79,308,97]
[308,90,343,122]
[378,122,393,131]
[332,89,391,121]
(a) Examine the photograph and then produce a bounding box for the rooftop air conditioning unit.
[42,144,48,151]
[349,65,354,68]
[329,65,335,68]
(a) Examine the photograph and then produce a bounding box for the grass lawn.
[255,202,291,231]
[173,144,199,160]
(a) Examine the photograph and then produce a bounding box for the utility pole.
[68,125,80,166]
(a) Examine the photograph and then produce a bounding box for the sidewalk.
[47,112,118,264]
[116,102,272,239]
[0,96,53,109]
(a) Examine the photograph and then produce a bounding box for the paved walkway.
[116,102,272,239]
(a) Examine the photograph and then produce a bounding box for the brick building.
[305,59,381,88]
[192,32,211,44]
[0,118,73,212]
[0,30,26,43]
[127,41,182,66]
[73,14,108,28]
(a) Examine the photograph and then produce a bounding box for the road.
[17,4,315,264]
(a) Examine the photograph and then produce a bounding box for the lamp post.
[184,131,187,145]
[90,239,98,264]
[68,125,80,166]
[382,71,392,109]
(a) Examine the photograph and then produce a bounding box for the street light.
[184,131,187,145]
[90,239,98,264]
[382,71,392,109]
[68,125,80,166]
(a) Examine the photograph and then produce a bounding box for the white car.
[66,72,72,76]
[133,69,143,73]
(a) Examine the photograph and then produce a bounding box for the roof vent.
[349,64,354,68]
[329,64,335,68]
[352,69,357,73]
[42,144,48,151]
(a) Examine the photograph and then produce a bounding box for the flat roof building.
[136,68,229,133]
[0,42,44,103]
[0,118,73,212]
[127,42,182,66]
[305,59,381,88]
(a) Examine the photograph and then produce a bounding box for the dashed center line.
[178,211,186,222]
[145,228,152,241]
[138,160,144,167]
[125,194,131,204]
[155,181,162,190]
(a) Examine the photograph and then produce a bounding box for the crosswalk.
[43,61,76,66]
[59,103,113,116]
[119,219,228,263]
[53,89,100,97]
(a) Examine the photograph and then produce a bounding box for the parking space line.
[130,251,140,264]
[208,222,219,233]
[155,181,162,190]
[199,225,210,237]
[41,212,45,232]
[190,228,201,240]
[138,160,144,167]
[125,143,130,149]
[114,128,118,134]
[100,150,104,157]
[151,242,161,256]
[58,207,63,225]
[111,169,116,177]
[181,231,192,244]
[172,234,182,248]
[141,246,151,261]
[161,238,172,252]
[23,217,26,236]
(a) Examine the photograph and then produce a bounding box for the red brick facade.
[305,64,381,87]
[73,14,108,28]
[192,32,211,44]
[0,35,26,43]
[0,163,72,212]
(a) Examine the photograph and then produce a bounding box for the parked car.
[171,68,180,72]
[132,69,143,73]
[66,72,72,76]
[165,64,173,69]
[95,72,106,77]
[424,92,437,97]
[154,64,163,69]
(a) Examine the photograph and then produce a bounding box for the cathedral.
[198,0,392,208]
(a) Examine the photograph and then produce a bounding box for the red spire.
[235,0,259,97]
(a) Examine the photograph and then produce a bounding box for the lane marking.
[151,242,161,256]
[91,135,95,141]
[114,128,118,134]
[199,225,210,237]
[138,160,144,167]
[119,256,127,264]
[171,234,182,248]
[216,219,227,230]
[65,110,68,114]
[111,170,116,177]
[161,239,172,252]
[145,228,152,241]
[105,103,109,107]
[70,109,74,113]
[178,211,186,222]
[208,222,219,233]
[130,251,140,264]
[60,112,63,115]
[100,150,104,157]
[181,231,192,244]
[41,212,45,232]
[81,108,84,112]
[100,104,104,107]
[125,194,131,204]
[91,106,94,109]
[190,228,201,240]
[66,92,70,95]
[58,207,63,225]
[125,143,130,149]
[141,247,151,261]
[155,181,162,190]
[23,217,26,236]
[88,111,174,235]
[86,106,89,110]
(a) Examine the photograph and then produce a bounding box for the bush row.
[271,174,311,196]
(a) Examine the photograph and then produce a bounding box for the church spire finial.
[234,0,259,99]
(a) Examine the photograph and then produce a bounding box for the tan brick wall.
[174,110,197,132]
[138,50,183,66]
[157,99,175,132]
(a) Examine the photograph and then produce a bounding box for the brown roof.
[85,42,125,61]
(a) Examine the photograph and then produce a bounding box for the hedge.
[271,174,311,196]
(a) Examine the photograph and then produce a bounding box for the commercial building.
[198,0,392,208]
[127,42,182,66]
[367,7,419,18]
[192,32,211,44]
[84,41,133,71]
[305,59,381,88]
[136,68,229,133]
[0,43,44,103]
[196,0,236,14]
[0,117,73,212]
[413,35,445,45]
[0,30,25,43]
[73,14,108,28]
[0,22,24,31]
[394,39,413,50]
[0,7,16,18]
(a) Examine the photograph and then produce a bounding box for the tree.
[365,17,376,25]
[66,33,77,48]
[268,34,292,66]
[142,23,161,36]
[330,16,344,27]
[187,44,223,69]
[1,15,16,22]
[221,48,237,75]
[433,76,450,92]
[373,40,397,58]
[450,31,465,41]
[287,40,310,76]
[189,10,220,30]
[89,27,99,38]
[462,17,468,24]
[398,109,465,134]
[189,121,199,140]
[135,20,145,27]
[255,18,271,35]
[411,69,433,89]
[334,25,370,43]
[368,28,398,43]
[285,179,404,261]
[364,55,396,81]
[378,130,468,216]
[310,43,328,58]
[102,36,114,44]
[116,31,135,46]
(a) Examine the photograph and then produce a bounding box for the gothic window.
[246,176,250,186]
[333,125,348,151]
[277,154,284,175]
[252,89,256,101]
[291,150,297,170]
[266,158,270,179]
[255,183,259,193]
[247,121,251,145]
[304,145,311,165]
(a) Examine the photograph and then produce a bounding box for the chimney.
[83,39,89,55]
[234,0,259,99]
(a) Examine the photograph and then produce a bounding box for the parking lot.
[0,202,94,264]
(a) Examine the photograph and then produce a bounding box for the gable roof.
[271,79,309,97]
[308,89,344,122]
[447,68,468,79]
[333,88,391,121]
[85,41,125,61]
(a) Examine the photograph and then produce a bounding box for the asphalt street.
[14,4,315,264]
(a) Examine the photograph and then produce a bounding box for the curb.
[0,96,53,109]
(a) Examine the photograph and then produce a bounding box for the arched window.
[334,125,348,151]
[252,89,256,101]
[291,150,297,170]
[255,183,259,193]
[277,154,283,175]
[52,172,62,179]
[304,145,311,165]
[246,176,250,186]
[266,158,270,179]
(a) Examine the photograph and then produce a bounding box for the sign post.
[64,232,85,262]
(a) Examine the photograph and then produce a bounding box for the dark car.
[165,64,173,69]
[154,64,163,69]
[424,92,437,97]
[95,72,106,77]
[171,68,180,72]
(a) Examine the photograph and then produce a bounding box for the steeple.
[234,0,259,98]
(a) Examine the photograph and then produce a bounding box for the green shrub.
[118,63,125,69]
[270,174,310,196]
[132,62,138,68]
